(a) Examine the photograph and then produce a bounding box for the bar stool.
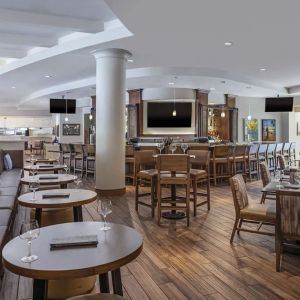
[257,144,268,178]
[156,154,190,226]
[73,144,85,177]
[188,150,210,215]
[289,142,296,163]
[274,143,283,170]
[247,144,259,181]
[211,145,233,186]
[84,144,95,178]
[135,150,157,217]
[282,142,290,164]
[230,145,247,177]
[125,144,135,184]
[61,143,73,171]
[266,143,276,175]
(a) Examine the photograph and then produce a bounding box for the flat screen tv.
[147,102,192,127]
[50,99,76,114]
[265,97,293,112]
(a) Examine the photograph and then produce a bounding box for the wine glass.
[169,144,177,154]
[157,143,164,154]
[274,170,281,182]
[29,165,38,177]
[181,143,189,154]
[19,221,40,263]
[29,177,39,201]
[64,165,69,175]
[30,154,36,166]
[97,199,112,231]
[74,176,82,189]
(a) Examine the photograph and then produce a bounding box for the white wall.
[236,96,285,143]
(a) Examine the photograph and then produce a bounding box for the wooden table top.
[18,189,97,209]
[21,174,76,185]
[25,158,59,164]
[262,181,300,192]
[2,222,143,280]
[23,164,67,172]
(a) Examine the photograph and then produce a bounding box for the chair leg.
[213,163,217,186]
[193,179,197,216]
[230,218,239,243]
[151,178,155,218]
[157,183,161,226]
[207,178,211,210]
[260,192,266,204]
[237,218,243,235]
[186,184,190,227]
[81,158,84,178]
[135,178,139,212]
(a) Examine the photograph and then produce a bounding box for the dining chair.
[211,145,233,186]
[134,150,157,217]
[260,161,276,203]
[73,144,85,177]
[125,144,135,185]
[229,174,276,243]
[66,293,124,299]
[188,150,210,215]
[84,144,95,178]
[275,190,300,272]
[156,154,190,226]
[247,144,259,181]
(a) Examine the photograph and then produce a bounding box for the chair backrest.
[188,150,210,171]
[229,174,249,213]
[61,143,71,153]
[213,145,233,158]
[234,145,247,157]
[157,154,190,173]
[249,144,259,155]
[84,144,95,156]
[289,142,296,154]
[260,162,271,186]
[277,155,286,170]
[275,143,283,154]
[134,150,156,172]
[189,143,209,150]
[283,142,290,152]
[267,143,276,155]
[276,190,300,240]
[258,144,268,155]
[126,144,134,157]
[73,144,83,154]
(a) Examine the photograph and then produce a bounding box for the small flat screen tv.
[50,99,76,114]
[265,97,293,112]
[147,102,192,127]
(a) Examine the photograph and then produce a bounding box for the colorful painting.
[243,118,258,142]
[262,119,276,141]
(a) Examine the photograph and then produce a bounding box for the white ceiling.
[1,0,300,111]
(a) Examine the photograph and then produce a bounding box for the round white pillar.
[92,48,131,196]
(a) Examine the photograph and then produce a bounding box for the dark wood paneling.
[195,90,209,137]
[127,89,143,137]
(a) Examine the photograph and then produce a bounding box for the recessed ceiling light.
[221,81,226,84]
[224,41,233,46]
[127,59,134,63]
[168,82,175,85]
[11,86,16,89]
[210,87,216,91]
[259,68,267,72]
[44,75,52,78]
[246,86,252,89]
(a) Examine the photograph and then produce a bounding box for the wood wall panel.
[127,89,143,137]
[195,90,209,137]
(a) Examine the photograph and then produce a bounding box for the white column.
[92,48,131,195]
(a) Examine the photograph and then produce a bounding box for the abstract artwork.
[262,119,276,141]
[243,119,258,142]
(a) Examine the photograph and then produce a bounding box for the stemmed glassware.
[64,165,69,175]
[169,144,177,154]
[19,221,40,263]
[74,176,82,189]
[181,143,189,154]
[30,154,36,166]
[157,143,164,154]
[97,199,112,231]
[29,177,39,201]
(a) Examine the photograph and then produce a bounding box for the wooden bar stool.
[274,143,283,170]
[135,150,157,217]
[282,142,290,164]
[247,144,259,181]
[266,143,276,175]
[125,144,135,184]
[188,150,210,215]
[230,145,247,177]
[156,154,190,226]
[257,143,268,178]
[73,144,85,177]
[84,144,95,178]
[289,142,296,163]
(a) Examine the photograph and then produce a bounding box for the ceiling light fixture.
[221,111,226,118]
[210,87,216,91]
[44,75,52,78]
[224,41,233,46]
[259,68,267,72]
[172,77,177,117]
[246,86,251,89]
[127,59,134,63]
[168,82,175,86]
[89,113,93,120]
[247,103,252,121]
[11,86,16,89]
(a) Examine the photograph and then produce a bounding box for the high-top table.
[21,174,76,189]
[26,158,59,165]
[2,222,143,300]
[18,189,97,224]
[24,164,67,174]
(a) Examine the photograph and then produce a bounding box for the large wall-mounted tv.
[50,99,76,114]
[147,102,192,127]
[265,97,293,112]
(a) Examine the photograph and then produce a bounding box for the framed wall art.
[243,118,258,142]
[262,119,276,141]
[62,124,80,136]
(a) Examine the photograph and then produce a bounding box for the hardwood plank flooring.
[1,178,300,300]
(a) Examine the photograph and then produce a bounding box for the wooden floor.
[1,178,300,300]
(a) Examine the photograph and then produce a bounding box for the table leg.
[99,273,110,293]
[111,268,123,296]
[73,206,83,222]
[61,184,67,189]
[162,184,185,220]
[33,279,48,300]
[35,208,42,226]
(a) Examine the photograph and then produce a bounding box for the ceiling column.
[92,48,131,196]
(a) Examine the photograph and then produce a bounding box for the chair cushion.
[125,157,135,163]
[0,196,15,209]
[137,169,157,179]
[190,169,207,179]
[212,157,228,163]
[86,156,95,161]
[67,293,124,300]
[0,209,12,226]
[241,202,276,223]
[4,153,13,170]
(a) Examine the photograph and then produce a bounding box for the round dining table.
[21,174,76,189]
[24,164,67,174]
[2,222,143,300]
[18,189,97,224]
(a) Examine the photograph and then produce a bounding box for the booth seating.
[0,149,23,275]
